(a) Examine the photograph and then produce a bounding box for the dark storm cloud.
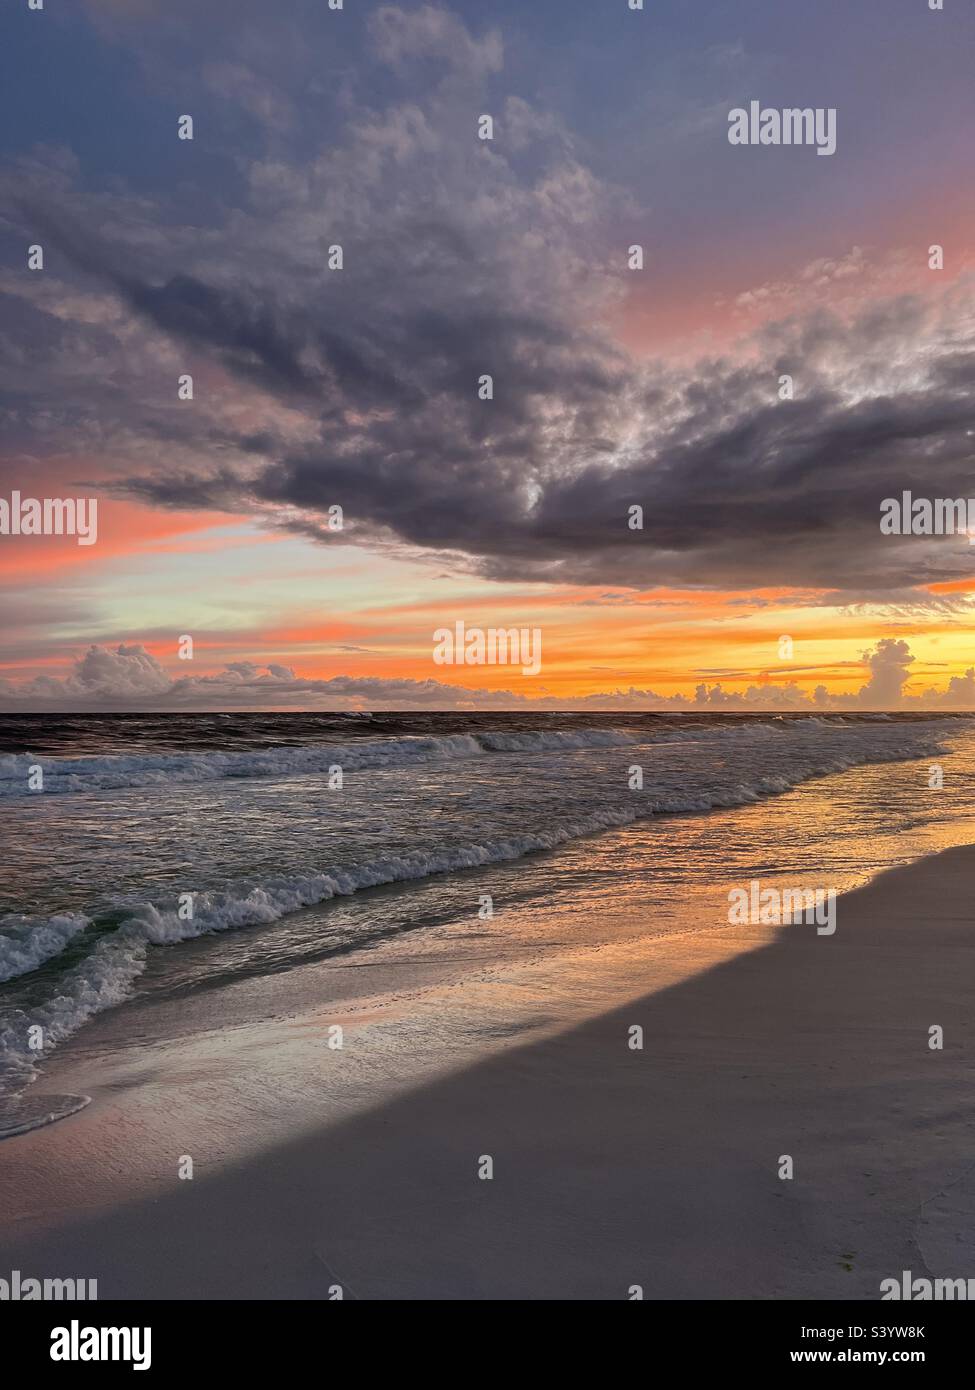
[112,299,975,597]
[3,4,974,603]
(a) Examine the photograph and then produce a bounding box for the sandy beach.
[1,840,973,1300]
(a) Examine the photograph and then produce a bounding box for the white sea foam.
[0,729,645,798]
[2,713,963,1126]
[0,720,923,798]
[0,720,953,1098]
[0,914,90,984]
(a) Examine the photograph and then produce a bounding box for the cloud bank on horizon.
[3,638,975,713]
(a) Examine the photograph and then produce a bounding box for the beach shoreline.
[2,840,974,1299]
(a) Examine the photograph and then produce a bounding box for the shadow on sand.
[2,848,973,1299]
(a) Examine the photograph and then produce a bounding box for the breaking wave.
[0,728,645,798]
[0,717,954,1101]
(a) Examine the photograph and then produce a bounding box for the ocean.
[2,710,975,1138]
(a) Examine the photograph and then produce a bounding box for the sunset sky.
[1,0,974,710]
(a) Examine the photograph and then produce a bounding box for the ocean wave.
[0,720,886,799]
[2,717,954,800]
[0,914,90,984]
[0,724,952,1096]
[0,728,645,798]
